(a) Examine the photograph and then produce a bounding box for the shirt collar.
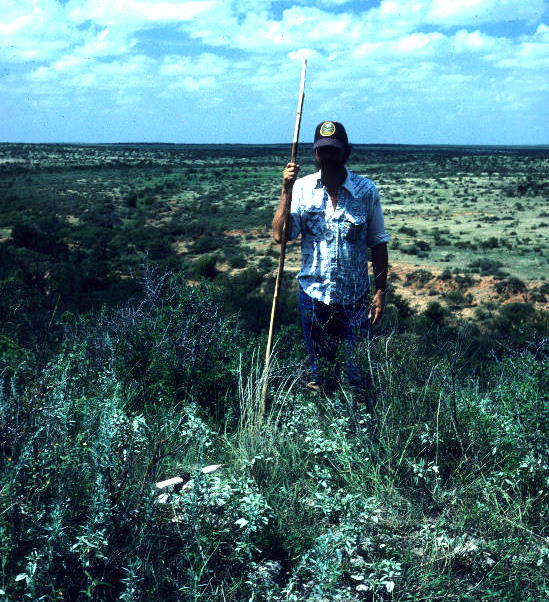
[314,167,356,198]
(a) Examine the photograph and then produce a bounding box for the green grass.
[1,277,547,601]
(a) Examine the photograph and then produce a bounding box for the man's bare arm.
[369,242,388,325]
[272,162,299,244]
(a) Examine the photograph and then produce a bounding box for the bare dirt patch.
[386,260,543,318]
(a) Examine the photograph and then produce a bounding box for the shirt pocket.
[343,211,367,242]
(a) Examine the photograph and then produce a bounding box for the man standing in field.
[272,121,389,407]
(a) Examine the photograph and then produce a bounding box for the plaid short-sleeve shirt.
[288,168,389,305]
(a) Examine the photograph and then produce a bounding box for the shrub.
[481,236,500,249]
[438,267,453,281]
[401,244,419,256]
[398,225,417,237]
[387,290,415,321]
[468,258,507,277]
[167,217,209,237]
[192,253,218,280]
[125,191,138,207]
[220,268,274,332]
[454,274,476,288]
[145,239,172,260]
[433,234,451,246]
[423,300,447,323]
[10,221,68,257]
[257,256,275,272]
[190,234,222,254]
[444,290,473,309]
[494,277,527,297]
[405,269,433,287]
[486,302,549,347]
[228,253,247,269]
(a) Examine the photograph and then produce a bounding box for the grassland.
[0,144,547,601]
[1,142,547,323]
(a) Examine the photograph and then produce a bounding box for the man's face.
[314,145,346,171]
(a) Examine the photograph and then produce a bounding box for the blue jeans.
[298,287,372,390]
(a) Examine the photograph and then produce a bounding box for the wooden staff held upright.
[261,59,307,415]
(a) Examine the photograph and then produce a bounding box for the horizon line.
[1,141,548,149]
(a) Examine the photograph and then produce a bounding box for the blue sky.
[1,0,548,144]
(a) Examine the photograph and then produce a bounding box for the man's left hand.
[369,290,385,325]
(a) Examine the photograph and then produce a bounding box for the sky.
[0,0,548,145]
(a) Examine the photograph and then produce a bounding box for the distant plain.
[1,142,547,319]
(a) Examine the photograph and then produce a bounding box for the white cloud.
[67,0,217,25]
[30,66,52,82]
[78,28,137,58]
[369,0,546,34]
[288,48,320,61]
[0,0,76,62]
[496,22,549,70]
[428,0,545,25]
[452,29,499,52]
[186,5,366,52]
[0,13,32,35]
[94,55,152,77]
[168,75,217,91]
[54,54,88,72]
[396,31,445,53]
[160,53,228,77]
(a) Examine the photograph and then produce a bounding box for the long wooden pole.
[260,58,307,415]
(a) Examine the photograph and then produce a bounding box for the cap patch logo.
[319,121,336,137]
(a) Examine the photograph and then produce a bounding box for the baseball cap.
[313,121,349,150]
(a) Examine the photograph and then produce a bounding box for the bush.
[398,225,417,237]
[401,240,430,257]
[0,275,266,600]
[494,277,527,297]
[405,269,433,287]
[190,234,222,254]
[468,258,507,277]
[481,236,500,249]
[423,300,447,323]
[221,268,274,332]
[387,290,415,322]
[145,239,172,260]
[486,302,549,347]
[192,254,218,280]
[438,267,453,281]
[257,256,275,272]
[444,289,473,309]
[126,191,138,207]
[10,221,68,257]
[228,253,247,269]
[415,239,431,252]
[401,244,419,255]
[454,274,476,288]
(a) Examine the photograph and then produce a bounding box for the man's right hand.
[283,162,300,191]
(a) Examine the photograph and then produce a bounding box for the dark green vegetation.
[1,144,548,600]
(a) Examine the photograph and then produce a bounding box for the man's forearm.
[371,242,388,293]
[272,189,292,244]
